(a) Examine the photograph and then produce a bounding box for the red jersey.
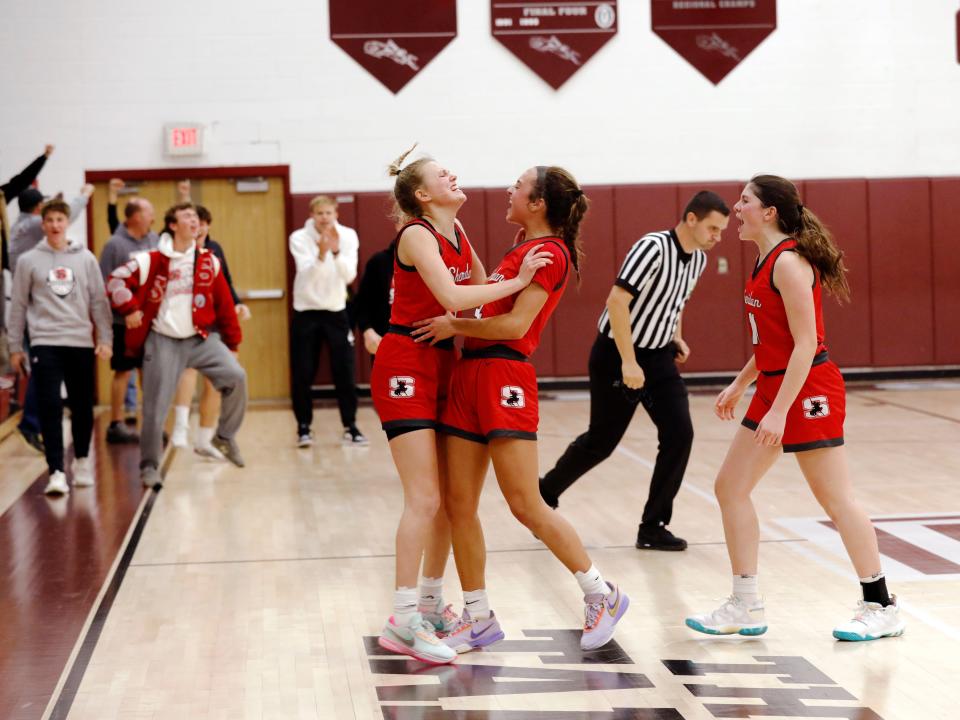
[744,238,827,373]
[466,236,570,357]
[389,219,473,326]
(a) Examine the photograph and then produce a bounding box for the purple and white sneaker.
[581,581,630,650]
[441,608,505,653]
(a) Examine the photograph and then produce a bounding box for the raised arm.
[401,225,550,312]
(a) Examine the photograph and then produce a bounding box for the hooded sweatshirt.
[7,237,112,353]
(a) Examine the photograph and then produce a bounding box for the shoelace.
[584,601,602,629]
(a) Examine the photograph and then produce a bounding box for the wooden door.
[88,175,289,402]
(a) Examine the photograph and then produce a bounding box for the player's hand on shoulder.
[517,243,554,285]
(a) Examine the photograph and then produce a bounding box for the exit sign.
[164,123,204,157]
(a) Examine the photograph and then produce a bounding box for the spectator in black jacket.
[1,144,54,451]
[2,145,54,336]
[170,204,250,458]
[354,240,394,361]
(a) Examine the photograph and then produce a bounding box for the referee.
[540,191,730,551]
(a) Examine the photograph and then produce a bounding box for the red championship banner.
[329,1,457,94]
[652,0,776,85]
[491,2,618,89]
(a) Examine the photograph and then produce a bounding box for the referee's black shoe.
[636,524,687,551]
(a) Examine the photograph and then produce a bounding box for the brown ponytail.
[749,174,850,302]
[387,143,433,224]
[529,165,589,281]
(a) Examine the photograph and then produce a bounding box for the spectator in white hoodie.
[8,198,112,495]
[288,195,366,447]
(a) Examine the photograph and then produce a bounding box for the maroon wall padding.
[612,184,678,261]
[867,179,934,366]
[931,179,960,364]
[459,189,491,268]
[804,179,872,367]
[285,176,958,387]
[553,186,617,376]
[676,181,749,373]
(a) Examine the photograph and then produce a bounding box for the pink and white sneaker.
[441,608,505,653]
[378,613,457,664]
[581,582,630,650]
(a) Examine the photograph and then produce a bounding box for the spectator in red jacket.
[108,202,246,487]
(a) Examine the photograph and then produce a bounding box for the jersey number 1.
[748,312,760,345]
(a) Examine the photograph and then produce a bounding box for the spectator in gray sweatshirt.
[8,199,113,495]
[9,183,93,451]
[99,195,158,444]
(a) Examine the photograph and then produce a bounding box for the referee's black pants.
[290,309,358,430]
[540,334,693,530]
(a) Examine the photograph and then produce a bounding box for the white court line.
[613,444,960,640]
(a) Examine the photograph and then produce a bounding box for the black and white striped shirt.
[597,229,706,349]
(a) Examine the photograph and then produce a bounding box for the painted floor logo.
[775,512,960,580]
[364,632,886,718]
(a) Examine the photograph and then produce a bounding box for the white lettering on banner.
[530,35,582,65]
[671,0,756,8]
[696,32,742,60]
[363,39,420,71]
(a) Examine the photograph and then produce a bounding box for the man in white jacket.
[288,195,366,447]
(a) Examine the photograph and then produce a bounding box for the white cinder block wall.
[2,0,959,240]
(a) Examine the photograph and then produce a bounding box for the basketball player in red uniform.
[373,147,555,664]
[685,175,904,642]
[413,166,630,653]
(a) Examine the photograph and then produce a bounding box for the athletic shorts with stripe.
[439,357,539,443]
[742,360,845,452]
[370,333,456,433]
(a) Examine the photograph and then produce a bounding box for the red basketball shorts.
[440,357,539,443]
[742,360,845,453]
[370,333,456,433]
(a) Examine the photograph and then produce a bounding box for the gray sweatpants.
[140,331,247,471]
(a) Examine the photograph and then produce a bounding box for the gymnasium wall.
[3,0,959,379]
[295,175,960,381]
[2,1,959,204]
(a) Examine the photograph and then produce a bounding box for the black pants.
[541,334,693,529]
[31,345,95,474]
[290,309,357,429]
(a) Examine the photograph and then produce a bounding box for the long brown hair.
[528,166,589,279]
[749,174,850,301]
[387,143,433,224]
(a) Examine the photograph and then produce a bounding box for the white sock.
[575,564,607,598]
[733,574,760,605]
[174,405,189,429]
[418,575,444,613]
[393,587,418,626]
[463,589,490,620]
[197,426,215,446]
